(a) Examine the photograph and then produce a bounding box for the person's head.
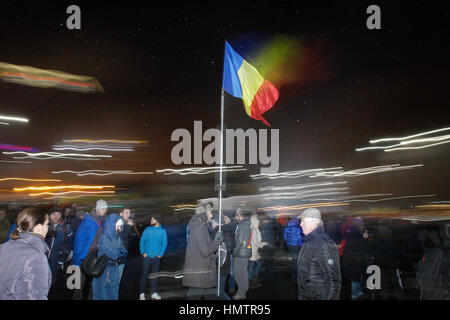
[120,207,131,222]
[10,207,49,240]
[236,208,251,222]
[150,215,160,226]
[49,207,63,224]
[299,208,322,235]
[96,199,108,216]
[76,209,86,220]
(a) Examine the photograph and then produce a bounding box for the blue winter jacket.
[5,223,16,242]
[72,214,100,266]
[284,220,303,247]
[140,225,168,258]
[97,214,127,263]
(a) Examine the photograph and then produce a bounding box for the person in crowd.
[92,214,127,300]
[118,206,134,283]
[139,214,168,300]
[227,211,238,295]
[297,208,341,300]
[72,199,108,300]
[248,213,266,289]
[232,208,252,300]
[0,207,10,243]
[46,206,74,285]
[70,209,86,234]
[325,219,343,244]
[341,216,371,300]
[211,212,234,300]
[283,216,303,284]
[259,214,276,289]
[182,205,223,299]
[369,224,404,299]
[0,207,51,299]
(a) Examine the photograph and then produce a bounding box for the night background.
[0,1,449,213]
[0,0,449,303]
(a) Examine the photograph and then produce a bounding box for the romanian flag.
[0,62,104,93]
[222,42,279,127]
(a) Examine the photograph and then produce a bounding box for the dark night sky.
[0,1,449,205]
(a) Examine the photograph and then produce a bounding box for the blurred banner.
[0,62,104,93]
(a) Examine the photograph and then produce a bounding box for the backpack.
[81,246,109,278]
[416,248,450,299]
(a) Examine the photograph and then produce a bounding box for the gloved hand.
[214,230,224,244]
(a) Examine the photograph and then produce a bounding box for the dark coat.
[182,214,219,288]
[0,232,52,300]
[45,220,74,272]
[342,226,370,282]
[233,218,252,258]
[213,223,234,276]
[297,226,341,300]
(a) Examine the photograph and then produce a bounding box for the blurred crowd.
[0,201,449,300]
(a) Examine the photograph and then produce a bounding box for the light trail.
[310,164,423,177]
[52,170,153,176]
[0,114,29,123]
[3,151,111,160]
[0,178,61,182]
[43,194,115,199]
[29,190,115,197]
[157,166,246,175]
[369,127,450,143]
[0,160,32,164]
[250,167,343,180]
[64,139,147,144]
[342,194,435,203]
[259,201,349,212]
[14,185,115,191]
[385,140,450,152]
[0,122,9,126]
[259,181,347,192]
[53,146,134,152]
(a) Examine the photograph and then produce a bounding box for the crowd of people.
[0,200,449,300]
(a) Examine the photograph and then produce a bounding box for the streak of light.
[261,187,349,198]
[0,114,29,123]
[310,164,423,177]
[3,151,111,159]
[430,201,450,204]
[0,189,15,193]
[369,127,450,143]
[157,166,246,175]
[29,190,116,197]
[342,194,435,203]
[64,139,147,144]
[52,170,153,176]
[402,217,450,222]
[14,185,115,191]
[0,144,39,152]
[415,204,450,209]
[356,134,450,151]
[0,122,9,125]
[264,191,349,200]
[0,178,61,182]
[52,146,134,152]
[250,167,343,180]
[259,202,349,212]
[385,140,450,152]
[259,181,347,192]
[43,194,115,199]
[171,204,197,211]
[0,160,32,164]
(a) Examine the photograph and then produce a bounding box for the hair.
[50,206,63,215]
[121,206,132,213]
[10,207,48,240]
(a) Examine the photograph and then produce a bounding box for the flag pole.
[217,42,226,298]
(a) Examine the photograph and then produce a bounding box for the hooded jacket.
[0,232,52,300]
[284,219,303,247]
[182,213,219,288]
[98,214,127,263]
[297,226,341,300]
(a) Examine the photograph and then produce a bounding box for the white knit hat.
[96,199,108,211]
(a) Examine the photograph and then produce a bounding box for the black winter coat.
[297,226,341,300]
[342,227,370,282]
[233,218,252,258]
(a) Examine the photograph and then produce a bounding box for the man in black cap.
[297,208,341,300]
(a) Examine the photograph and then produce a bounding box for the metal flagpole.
[217,41,226,297]
[217,88,225,297]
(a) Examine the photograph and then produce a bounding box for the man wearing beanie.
[72,199,109,300]
[297,208,341,300]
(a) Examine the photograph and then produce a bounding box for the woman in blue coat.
[92,214,127,300]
